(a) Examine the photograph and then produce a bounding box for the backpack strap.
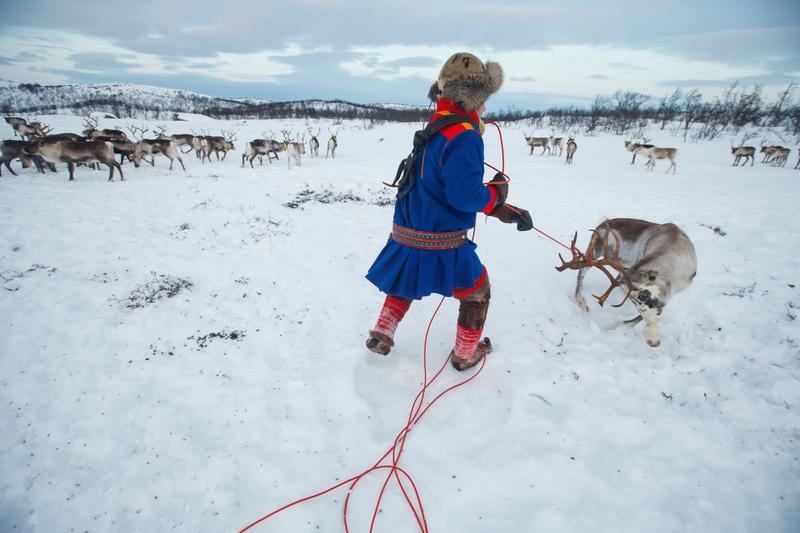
[386,113,478,198]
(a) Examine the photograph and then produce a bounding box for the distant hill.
[0,81,430,122]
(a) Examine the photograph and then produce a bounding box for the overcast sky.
[1,0,798,110]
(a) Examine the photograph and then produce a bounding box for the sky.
[0,0,798,111]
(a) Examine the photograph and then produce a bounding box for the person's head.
[428,53,503,113]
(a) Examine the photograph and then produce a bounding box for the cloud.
[0,1,797,107]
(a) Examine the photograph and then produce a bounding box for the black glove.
[490,203,533,231]
[485,172,508,211]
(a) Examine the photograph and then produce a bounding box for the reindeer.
[200,131,235,162]
[263,130,283,162]
[731,146,756,167]
[770,147,791,167]
[24,138,123,181]
[0,140,34,176]
[82,116,129,141]
[557,218,697,348]
[639,146,678,174]
[6,118,52,140]
[525,134,550,155]
[281,130,306,168]
[156,126,197,154]
[624,140,654,164]
[127,126,185,170]
[760,145,780,163]
[308,128,320,157]
[4,117,27,137]
[0,139,56,176]
[565,138,577,165]
[241,139,276,168]
[549,136,564,157]
[326,128,338,158]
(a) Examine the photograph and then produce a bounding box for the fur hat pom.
[430,52,504,112]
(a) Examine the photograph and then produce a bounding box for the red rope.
[239,297,488,533]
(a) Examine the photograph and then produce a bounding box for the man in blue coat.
[366,52,533,370]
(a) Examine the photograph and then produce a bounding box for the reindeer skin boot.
[366,295,411,355]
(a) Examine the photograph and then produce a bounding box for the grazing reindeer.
[82,116,129,141]
[128,125,186,170]
[565,138,577,164]
[308,128,320,157]
[731,146,756,167]
[525,134,550,155]
[639,146,678,174]
[557,218,697,348]
[281,130,306,168]
[326,128,338,158]
[549,136,564,157]
[24,138,123,181]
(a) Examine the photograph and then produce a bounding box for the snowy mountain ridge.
[0,80,428,121]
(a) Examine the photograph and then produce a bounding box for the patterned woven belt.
[391,223,468,250]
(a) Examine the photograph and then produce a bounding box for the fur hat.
[427,52,504,112]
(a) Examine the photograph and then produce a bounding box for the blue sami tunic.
[366,99,495,300]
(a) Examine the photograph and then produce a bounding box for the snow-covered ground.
[1,115,798,533]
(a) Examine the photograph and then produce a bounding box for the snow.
[1,114,799,533]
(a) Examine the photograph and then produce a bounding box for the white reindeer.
[281,130,305,169]
[558,218,697,348]
[525,134,550,155]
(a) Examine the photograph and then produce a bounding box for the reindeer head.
[222,130,236,150]
[627,269,664,313]
[30,122,52,138]
[82,115,99,136]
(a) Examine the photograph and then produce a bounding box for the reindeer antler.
[154,124,168,137]
[127,125,148,142]
[555,222,633,307]
[83,114,99,131]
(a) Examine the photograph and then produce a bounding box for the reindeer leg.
[67,161,76,181]
[116,162,124,181]
[639,307,662,347]
[574,267,589,311]
[176,154,185,171]
[4,159,17,176]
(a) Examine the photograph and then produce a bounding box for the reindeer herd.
[241,128,338,169]
[1,116,342,180]
[523,129,799,173]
